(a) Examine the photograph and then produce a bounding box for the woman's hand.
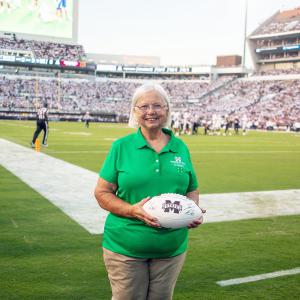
[188,207,206,229]
[129,197,161,227]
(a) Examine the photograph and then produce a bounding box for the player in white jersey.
[241,114,248,135]
[183,111,192,135]
[83,111,91,128]
[172,111,181,136]
[192,114,199,135]
[211,114,222,135]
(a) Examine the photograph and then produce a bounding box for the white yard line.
[0,138,107,234]
[1,138,300,234]
[217,267,300,287]
[62,132,92,135]
[200,190,300,223]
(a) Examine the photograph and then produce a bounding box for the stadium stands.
[197,78,300,128]
[0,37,86,60]
[1,6,300,131]
[0,74,238,111]
[0,74,299,129]
[255,69,300,76]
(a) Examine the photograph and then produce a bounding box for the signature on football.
[182,206,196,216]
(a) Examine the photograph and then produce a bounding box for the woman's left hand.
[188,207,206,229]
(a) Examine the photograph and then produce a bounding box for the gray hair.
[128,83,171,128]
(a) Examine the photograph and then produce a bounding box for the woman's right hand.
[129,197,161,227]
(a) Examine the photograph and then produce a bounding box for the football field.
[1,120,300,299]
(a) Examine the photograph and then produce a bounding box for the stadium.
[0,1,300,299]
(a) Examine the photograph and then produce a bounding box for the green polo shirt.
[99,128,198,258]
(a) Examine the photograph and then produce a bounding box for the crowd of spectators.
[254,68,300,76]
[193,79,300,129]
[0,37,33,52]
[256,20,300,35]
[254,7,300,36]
[0,76,138,117]
[0,37,86,60]
[0,74,234,112]
[0,74,299,129]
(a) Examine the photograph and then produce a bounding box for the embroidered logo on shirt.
[170,156,186,168]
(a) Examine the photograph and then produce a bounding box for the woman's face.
[134,90,168,130]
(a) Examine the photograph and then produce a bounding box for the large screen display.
[0,0,74,39]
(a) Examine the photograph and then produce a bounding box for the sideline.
[1,138,300,234]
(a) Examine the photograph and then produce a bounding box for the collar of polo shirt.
[134,127,178,153]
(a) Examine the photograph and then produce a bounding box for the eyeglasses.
[135,104,167,112]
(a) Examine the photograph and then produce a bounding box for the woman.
[94,83,205,300]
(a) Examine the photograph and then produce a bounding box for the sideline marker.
[35,138,41,152]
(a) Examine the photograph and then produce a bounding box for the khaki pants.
[103,248,186,300]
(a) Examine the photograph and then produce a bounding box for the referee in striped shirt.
[31,103,49,147]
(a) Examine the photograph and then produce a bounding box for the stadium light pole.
[242,0,248,69]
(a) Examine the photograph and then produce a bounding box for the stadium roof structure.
[247,7,300,72]
[250,7,300,39]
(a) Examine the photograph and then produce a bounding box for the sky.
[78,0,300,67]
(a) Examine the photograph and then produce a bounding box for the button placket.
[155,155,160,174]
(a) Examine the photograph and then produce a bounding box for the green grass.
[1,120,300,299]
[0,165,108,300]
[1,120,300,194]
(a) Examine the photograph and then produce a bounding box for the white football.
[143,193,203,229]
